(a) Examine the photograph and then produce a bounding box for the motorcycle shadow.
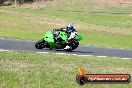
[72,50,93,54]
[56,49,93,54]
[37,48,93,54]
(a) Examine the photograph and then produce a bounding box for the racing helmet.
[66,23,75,32]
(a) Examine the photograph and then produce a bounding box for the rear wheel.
[35,39,45,49]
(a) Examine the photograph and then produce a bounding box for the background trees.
[0,0,51,5]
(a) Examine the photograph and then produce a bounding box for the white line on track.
[96,56,107,58]
[121,58,131,60]
[63,54,76,56]
[55,53,66,55]
[71,54,77,56]
[0,49,10,52]
[78,55,93,57]
[37,52,49,54]
[0,38,6,39]
[113,57,118,58]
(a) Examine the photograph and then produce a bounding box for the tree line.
[0,0,52,5]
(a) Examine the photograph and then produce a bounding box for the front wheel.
[68,41,79,51]
[35,39,45,49]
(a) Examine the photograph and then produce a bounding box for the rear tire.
[35,39,45,49]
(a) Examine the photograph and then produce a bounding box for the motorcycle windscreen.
[77,34,84,41]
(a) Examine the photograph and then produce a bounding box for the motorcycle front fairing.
[77,34,84,41]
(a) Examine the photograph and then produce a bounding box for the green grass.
[0,51,132,88]
[5,7,132,29]
[43,0,132,12]
[80,30,132,48]
[0,0,132,49]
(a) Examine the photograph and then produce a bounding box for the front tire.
[35,39,45,49]
[63,41,79,52]
[72,41,79,50]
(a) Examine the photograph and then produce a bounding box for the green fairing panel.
[58,32,68,41]
[42,31,66,48]
[43,31,54,43]
[77,34,84,41]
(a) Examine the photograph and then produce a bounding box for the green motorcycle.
[35,30,83,51]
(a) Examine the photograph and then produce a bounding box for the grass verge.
[0,51,132,88]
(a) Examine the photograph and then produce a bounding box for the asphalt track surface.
[0,39,132,58]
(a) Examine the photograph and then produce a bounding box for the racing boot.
[64,45,70,49]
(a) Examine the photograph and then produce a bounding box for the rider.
[53,23,78,49]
